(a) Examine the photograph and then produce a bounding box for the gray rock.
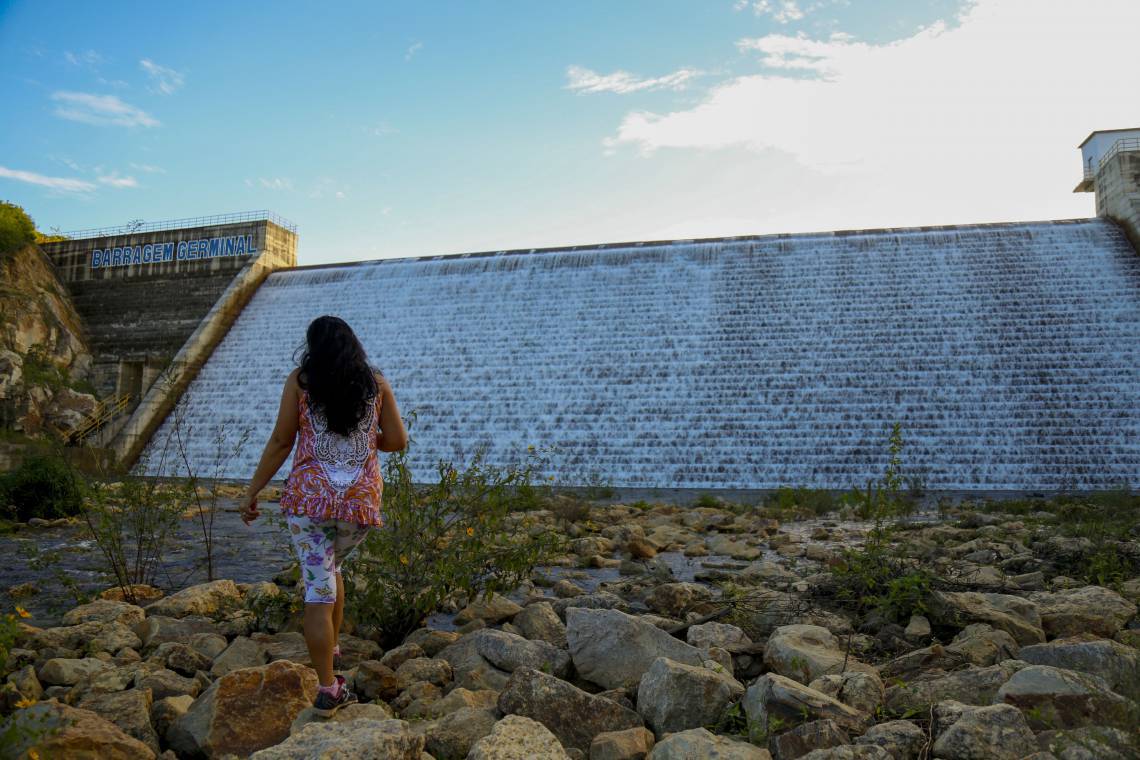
[931,701,1036,760]
[145,579,243,619]
[764,625,877,685]
[420,686,498,718]
[151,694,194,740]
[354,660,400,702]
[250,718,424,759]
[497,667,643,752]
[648,728,771,759]
[1035,726,1138,760]
[62,599,146,628]
[395,656,453,689]
[590,726,656,760]
[927,591,1045,645]
[799,747,891,759]
[1029,586,1137,639]
[770,719,849,760]
[853,720,925,760]
[1018,636,1140,699]
[808,672,885,716]
[994,665,1137,730]
[551,592,629,620]
[414,706,498,760]
[566,608,704,690]
[135,615,220,649]
[135,667,202,700]
[188,632,229,660]
[515,602,568,648]
[454,596,524,625]
[687,621,752,651]
[404,627,461,656]
[437,630,514,692]
[6,664,43,701]
[78,686,160,754]
[381,642,426,670]
[38,657,113,686]
[210,635,268,677]
[743,673,871,735]
[290,701,394,734]
[151,642,213,676]
[636,657,744,738]
[884,660,1026,714]
[468,714,572,759]
[644,582,716,617]
[475,628,572,678]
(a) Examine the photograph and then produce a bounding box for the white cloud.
[565,65,701,95]
[0,165,96,193]
[405,41,423,61]
[129,162,165,174]
[139,59,184,95]
[366,122,399,137]
[52,91,159,127]
[97,171,138,188]
[749,1,806,23]
[64,50,103,67]
[601,0,1140,232]
[258,177,293,190]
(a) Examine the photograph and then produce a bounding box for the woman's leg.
[303,603,336,687]
[333,570,345,644]
[286,513,339,687]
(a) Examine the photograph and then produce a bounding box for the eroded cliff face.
[0,243,98,437]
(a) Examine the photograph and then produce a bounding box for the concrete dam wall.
[142,217,1140,491]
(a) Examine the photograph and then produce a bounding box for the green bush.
[829,537,934,624]
[0,454,85,521]
[0,201,36,258]
[344,413,566,647]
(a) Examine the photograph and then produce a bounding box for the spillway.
[142,218,1140,491]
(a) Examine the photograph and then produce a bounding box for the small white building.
[1074,127,1140,192]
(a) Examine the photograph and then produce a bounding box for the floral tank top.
[280,388,384,526]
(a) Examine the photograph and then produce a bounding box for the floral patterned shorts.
[286,513,371,604]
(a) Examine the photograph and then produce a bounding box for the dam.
[141,216,1140,491]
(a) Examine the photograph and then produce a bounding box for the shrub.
[344,415,566,647]
[829,538,933,624]
[0,201,36,258]
[0,453,85,521]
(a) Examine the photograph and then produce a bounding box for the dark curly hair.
[296,315,379,435]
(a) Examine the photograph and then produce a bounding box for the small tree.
[344,412,565,647]
[0,201,36,257]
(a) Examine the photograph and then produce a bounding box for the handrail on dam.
[58,210,298,240]
[1086,137,1140,180]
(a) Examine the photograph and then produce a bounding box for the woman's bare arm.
[242,370,301,519]
[375,373,408,452]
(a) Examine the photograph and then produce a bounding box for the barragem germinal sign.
[90,234,258,268]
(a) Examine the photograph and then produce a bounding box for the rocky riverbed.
[2,495,1138,759]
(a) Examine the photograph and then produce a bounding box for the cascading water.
[142,218,1140,491]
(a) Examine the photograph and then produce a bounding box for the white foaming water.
[143,219,1140,490]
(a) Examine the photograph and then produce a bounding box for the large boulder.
[62,599,146,628]
[168,660,318,757]
[852,720,925,760]
[636,657,744,738]
[1017,635,1140,699]
[135,667,203,700]
[135,615,221,649]
[354,660,401,702]
[146,579,244,619]
[250,718,424,759]
[288,702,394,734]
[566,608,704,689]
[883,623,1019,680]
[1029,586,1137,639]
[764,625,876,685]
[743,673,871,735]
[30,620,141,655]
[515,602,568,648]
[38,657,113,686]
[497,667,643,752]
[474,628,572,678]
[687,621,752,651]
[994,664,1137,730]
[884,660,1026,714]
[930,701,1035,760]
[927,591,1044,645]
[644,582,716,617]
[590,726,656,760]
[769,719,850,760]
[454,595,524,625]
[209,636,268,677]
[77,686,160,754]
[414,706,499,760]
[648,727,771,759]
[0,700,157,759]
[468,714,572,759]
[151,641,214,676]
[808,671,885,716]
[437,630,514,692]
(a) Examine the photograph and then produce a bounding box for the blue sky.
[1,0,1136,265]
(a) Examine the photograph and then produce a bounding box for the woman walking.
[241,315,408,715]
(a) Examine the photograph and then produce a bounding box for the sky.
[1,0,1137,266]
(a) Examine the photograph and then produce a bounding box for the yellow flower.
[465,527,475,537]
[399,555,409,565]
[14,697,36,709]
[29,749,40,760]
[15,606,31,619]
[527,444,535,451]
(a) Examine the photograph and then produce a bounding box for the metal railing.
[68,393,132,444]
[58,210,297,240]
[1094,137,1140,177]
